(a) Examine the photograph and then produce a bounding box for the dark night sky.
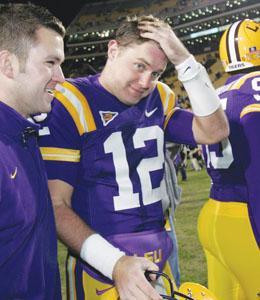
[0,0,93,27]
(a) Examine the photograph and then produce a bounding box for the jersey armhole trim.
[240,103,260,118]
[40,147,80,162]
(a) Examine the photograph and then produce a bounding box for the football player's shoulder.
[216,76,238,97]
[240,103,260,119]
[156,81,176,114]
[54,75,94,108]
[55,76,90,95]
[156,81,176,99]
[67,75,93,89]
[54,76,96,135]
[228,71,260,97]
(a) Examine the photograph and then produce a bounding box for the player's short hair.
[115,15,166,47]
[0,2,65,64]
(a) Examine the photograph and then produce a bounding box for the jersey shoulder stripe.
[156,82,176,115]
[40,147,80,162]
[163,107,180,129]
[228,71,260,91]
[55,81,96,135]
[240,103,260,118]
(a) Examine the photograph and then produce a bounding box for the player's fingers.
[136,273,162,300]
[138,23,171,42]
[144,270,157,282]
[118,284,136,300]
[138,21,160,33]
[118,277,161,300]
[141,257,160,272]
[138,31,156,40]
[138,20,170,32]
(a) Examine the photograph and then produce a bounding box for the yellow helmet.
[219,19,260,72]
[179,282,218,300]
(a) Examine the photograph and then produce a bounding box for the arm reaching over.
[138,19,229,144]
[48,179,162,300]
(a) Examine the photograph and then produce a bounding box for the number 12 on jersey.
[104,126,165,211]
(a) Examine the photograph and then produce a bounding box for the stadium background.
[4,0,258,109]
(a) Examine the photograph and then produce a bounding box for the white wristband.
[176,55,220,116]
[80,234,125,280]
[176,55,200,82]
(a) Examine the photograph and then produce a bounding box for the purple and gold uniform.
[39,74,196,299]
[0,102,61,299]
[198,71,260,300]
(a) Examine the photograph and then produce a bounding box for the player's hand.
[138,20,190,66]
[112,255,163,300]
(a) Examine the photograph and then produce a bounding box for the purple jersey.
[202,71,260,246]
[39,74,195,237]
[0,102,61,299]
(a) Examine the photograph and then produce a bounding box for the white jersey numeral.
[133,126,164,206]
[104,131,140,211]
[104,126,164,211]
[205,138,234,169]
[205,96,234,169]
[252,77,260,101]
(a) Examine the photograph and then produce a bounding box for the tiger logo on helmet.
[219,19,260,73]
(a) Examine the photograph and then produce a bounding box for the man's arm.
[48,179,93,251]
[138,20,229,144]
[192,108,228,144]
[48,179,162,300]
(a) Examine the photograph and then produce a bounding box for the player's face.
[14,27,65,117]
[105,40,167,105]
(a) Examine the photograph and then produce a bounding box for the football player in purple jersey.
[0,3,65,299]
[39,15,228,300]
[198,19,260,300]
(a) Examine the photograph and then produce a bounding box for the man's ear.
[107,40,119,60]
[0,50,20,79]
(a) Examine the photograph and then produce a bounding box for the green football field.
[58,168,211,298]
[175,168,210,285]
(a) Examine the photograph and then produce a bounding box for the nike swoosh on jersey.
[145,107,158,117]
[10,167,18,179]
[95,286,114,296]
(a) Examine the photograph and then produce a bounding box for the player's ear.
[0,50,20,79]
[107,40,119,61]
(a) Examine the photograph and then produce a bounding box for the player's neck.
[99,69,115,96]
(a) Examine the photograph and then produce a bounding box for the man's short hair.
[115,15,165,47]
[0,2,65,64]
